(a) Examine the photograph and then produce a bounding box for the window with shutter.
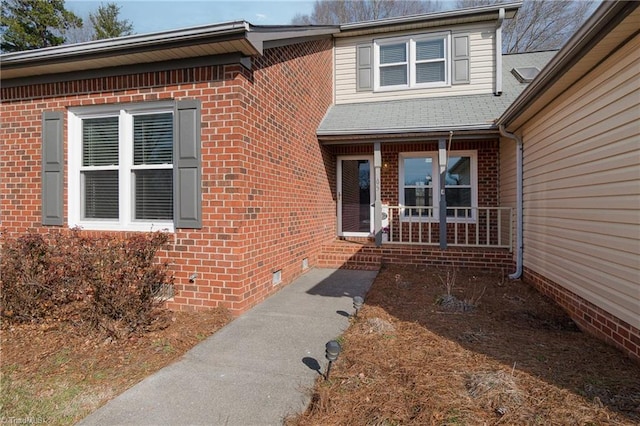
[66,100,200,231]
[374,32,451,91]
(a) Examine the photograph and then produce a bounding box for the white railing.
[384,206,512,251]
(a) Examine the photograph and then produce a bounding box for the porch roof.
[317,50,556,139]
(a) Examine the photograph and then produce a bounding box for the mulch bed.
[289,264,640,425]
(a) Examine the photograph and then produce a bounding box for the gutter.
[0,21,253,66]
[499,125,523,279]
[317,123,497,137]
[339,1,522,31]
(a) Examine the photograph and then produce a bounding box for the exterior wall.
[318,240,513,271]
[335,22,496,104]
[499,136,517,260]
[0,38,335,315]
[524,267,640,361]
[329,139,507,247]
[515,34,640,357]
[330,139,499,206]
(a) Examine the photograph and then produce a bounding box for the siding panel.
[521,34,640,328]
[335,23,496,104]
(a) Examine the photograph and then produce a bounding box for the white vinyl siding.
[499,136,517,259]
[518,34,640,329]
[335,23,495,104]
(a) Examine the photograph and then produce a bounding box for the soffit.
[1,39,257,80]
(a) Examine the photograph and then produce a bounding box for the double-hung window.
[69,102,176,231]
[375,32,450,90]
[399,151,477,221]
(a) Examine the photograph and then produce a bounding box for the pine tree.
[90,2,133,40]
[0,0,82,52]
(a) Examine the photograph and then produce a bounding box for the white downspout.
[499,125,523,279]
[495,8,504,96]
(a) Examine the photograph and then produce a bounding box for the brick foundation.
[319,239,513,272]
[524,267,640,361]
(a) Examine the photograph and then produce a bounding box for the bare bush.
[0,230,173,337]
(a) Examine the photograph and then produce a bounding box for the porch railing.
[384,206,513,251]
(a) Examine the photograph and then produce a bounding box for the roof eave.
[1,21,254,66]
[317,124,498,139]
[497,1,640,129]
[337,2,522,35]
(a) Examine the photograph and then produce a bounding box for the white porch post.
[374,142,382,246]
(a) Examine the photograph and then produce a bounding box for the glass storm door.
[337,156,374,236]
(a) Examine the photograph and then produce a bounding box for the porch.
[318,205,514,272]
[325,137,514,272]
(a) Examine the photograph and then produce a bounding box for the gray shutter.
[356,44,373,92]
[452,35,470,85]
[42,111,64,226]
[174,99,202,229]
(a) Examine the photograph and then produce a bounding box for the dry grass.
[289,264,640,425]
[1,308,231,425]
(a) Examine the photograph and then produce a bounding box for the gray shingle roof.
[317,50,556,136]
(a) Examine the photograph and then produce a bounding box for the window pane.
[83,117,118,166]
[404,187,433,207]
[446,188,472,207]
[403,157,433,186]
[134,113,173,165]
[416,39,444,60]
[380,43,406,64]
[134,169,173,220]
[446,156,471,185]
[83,170,118,219]
[416,62,445,83]
[404,187,433,217]
[380,65,408,86]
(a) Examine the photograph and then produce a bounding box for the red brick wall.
[330,140,503,245]
[524,267,640,361]
[0,38,335,315]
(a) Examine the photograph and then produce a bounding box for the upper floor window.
[69,102,175,232]
[374,32,450,91]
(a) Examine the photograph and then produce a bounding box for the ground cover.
[0,308,230,425]
[289,265,640,425]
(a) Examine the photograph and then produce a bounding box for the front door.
[337,156,374,237]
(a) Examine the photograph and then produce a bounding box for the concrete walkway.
[79,268,377,426]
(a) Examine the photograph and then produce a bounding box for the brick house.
[1,24,339,314]
[1,2,638,358]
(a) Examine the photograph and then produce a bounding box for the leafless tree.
[64,16,94,44]
[457,0,596,53]
[291,0,442,25]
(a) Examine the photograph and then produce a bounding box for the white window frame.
[68,101,175,232]
[399,150,477,222]
[374,31,451,91]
